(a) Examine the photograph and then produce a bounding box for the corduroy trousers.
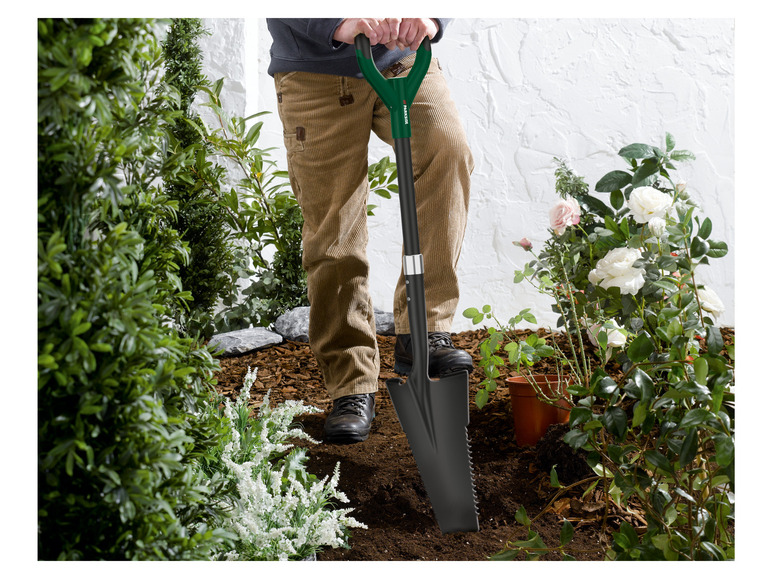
[274,54,473,400]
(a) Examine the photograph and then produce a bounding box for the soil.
[212,327,732,561]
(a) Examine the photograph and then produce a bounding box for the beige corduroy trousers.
[274,54,473,400]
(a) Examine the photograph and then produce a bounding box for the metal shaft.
[394,137,429,378]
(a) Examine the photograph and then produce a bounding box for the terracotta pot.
[506,374,571,446]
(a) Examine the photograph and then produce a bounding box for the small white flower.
[586,319,627,349]
[628,186,672,224]
[648,216,667,238]
[697,286,725,316]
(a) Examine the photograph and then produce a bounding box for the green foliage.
[461,306,553,408]
[190,81,309,331]
[366,156,399,215]
[479,135,734,560]
[38,18,235,560]
[162,19,237,339]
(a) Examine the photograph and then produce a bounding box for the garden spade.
[355,34,479,534]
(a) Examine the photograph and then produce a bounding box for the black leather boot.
[323,393,376,444]
[394,332,474,377]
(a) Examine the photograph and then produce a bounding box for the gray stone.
[208,326,283,356]
[273,306,395,342]
[274,306,311,342]
[375,309,395,336]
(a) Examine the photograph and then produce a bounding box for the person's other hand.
[333,18,402,47]
[395,18,438,51]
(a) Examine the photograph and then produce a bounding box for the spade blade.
[386,369,479,533]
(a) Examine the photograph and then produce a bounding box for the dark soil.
[212,327,732,561]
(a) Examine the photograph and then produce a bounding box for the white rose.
[586,319,627,349]
[588,247,645,295]
[627,186,672,224]
[648,216,667,238]
[697,286,725,316]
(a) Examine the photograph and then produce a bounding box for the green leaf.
[706,325,724,355]
[670,149,696,162]
[602,407,628,440]
[690,236,709,258]
[474,388,489,409]
[665,133,676,152]
[697,217,713,239]
[679,428,699,467]
[706,240,728,258]
[514,533,548,551]
[644,450,674,475]
[713,433,734,466]
[634,369,654,405]
[679,408,712,429]
[610,189,625,210]
[619,143,656,159]
[632,403,649,428]
[613,521,640,550]
[489,548,519,561]
[632,160,660,187]
[569,406,592,427]
[550,465,562,488]
[627,333,655,362]
[595,170,632,192]
[564,429,589,449]
[515,505,531,527]
[560,520,575,546]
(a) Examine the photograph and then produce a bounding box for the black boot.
[394,332,474,377]
[323,393,376,444]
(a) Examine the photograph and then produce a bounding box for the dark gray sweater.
[266,18,451,77]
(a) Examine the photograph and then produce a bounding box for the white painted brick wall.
[200,18,734,331]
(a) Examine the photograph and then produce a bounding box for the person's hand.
[395,18,438,51]
[333,18,401,48]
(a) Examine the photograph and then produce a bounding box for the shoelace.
[428,332,454,349]
[334,395,370,416]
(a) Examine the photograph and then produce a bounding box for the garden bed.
[214,327,732,561]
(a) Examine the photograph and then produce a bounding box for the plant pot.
[506,374,571,447]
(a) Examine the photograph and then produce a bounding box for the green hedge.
[38,18,233,560]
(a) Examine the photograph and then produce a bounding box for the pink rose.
[549,197,581,235]
[515,237,533,251]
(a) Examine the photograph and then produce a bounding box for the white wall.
[200,18,735,331]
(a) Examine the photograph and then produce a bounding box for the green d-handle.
[355,34,431,139]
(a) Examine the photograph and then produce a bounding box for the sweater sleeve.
[274,18,346,49]
[432,18,452,43]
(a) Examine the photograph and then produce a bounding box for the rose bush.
[474,138,733,561]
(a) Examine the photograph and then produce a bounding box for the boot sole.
[324,428,372,444]
[394,359,473,378]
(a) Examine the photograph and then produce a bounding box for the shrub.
[202,369,367,561]
[161,18,238,339]
[38,18,234,560]
[191,83,309,331]
[469,136,734,560]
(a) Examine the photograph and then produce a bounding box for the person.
[266,18,474,444]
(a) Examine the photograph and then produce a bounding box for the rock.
[274,306,311,342]
[375,309,395,336]
[208,326,283,356]
[273,306,396,342]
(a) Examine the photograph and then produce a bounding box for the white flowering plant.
[489,136,734,561]
[201,368,366,561]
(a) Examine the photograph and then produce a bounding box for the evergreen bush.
[161,18,237,339]
[38,18,234,560]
